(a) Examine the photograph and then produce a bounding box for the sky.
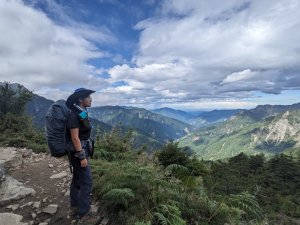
[0,0,300,111]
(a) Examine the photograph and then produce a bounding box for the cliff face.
[251,111,300,153]
[179,109,300,160]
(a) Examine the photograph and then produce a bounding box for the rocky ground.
[0,147,108,225]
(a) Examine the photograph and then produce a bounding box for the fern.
[165,164,189,175]
[93,148,116,160]
[226,192,263,219]
[103,188,135,208]
[154,204,186,225]
[154,212,168,225]
[165,164,199,189]
[134,222,151,225]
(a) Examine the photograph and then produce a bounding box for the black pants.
[69,148,92,216]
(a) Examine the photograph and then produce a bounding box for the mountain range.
[3,82,300,158]
[179,104,300,160]
[16,83,194,149]
[152,107,241,127]
[88,106,194,145]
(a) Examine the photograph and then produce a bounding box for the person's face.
[81,95,92,107]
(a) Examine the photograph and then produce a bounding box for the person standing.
[66,88,98,224]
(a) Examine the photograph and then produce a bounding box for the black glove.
[74,150,86,161]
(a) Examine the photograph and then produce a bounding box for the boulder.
[0,176,36,205]
[0,147,23,168]
[0,213,26,225]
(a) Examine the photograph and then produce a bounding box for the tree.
[157,142,189,168]
[0,82,46,152]
[0,82,33,117]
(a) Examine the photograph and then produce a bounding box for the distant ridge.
[153,107,241,128]
[240,103,300,121]
[179,103,300,160]
[89,106,195,144]
[152,107,194,122]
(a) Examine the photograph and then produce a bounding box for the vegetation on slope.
[205,152,300,224]
[89,106,194,143]
[0,82,47,152]
[91,131,266,225]
[179,110,300,160]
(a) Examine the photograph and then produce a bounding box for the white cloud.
[0,0,111,100]
[221,69,257,84]
[164,99,258,111]
[105,0,300,108]
[1,0,300,110]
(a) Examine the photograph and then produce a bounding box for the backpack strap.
[65,110,73,174]
[68,151,73,174]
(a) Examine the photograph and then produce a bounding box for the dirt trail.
[1,149,77,224]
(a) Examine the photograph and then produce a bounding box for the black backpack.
[45,100,70,157]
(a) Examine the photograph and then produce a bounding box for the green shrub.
[91,139,264,225]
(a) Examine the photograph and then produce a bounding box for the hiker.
[65,88,98,224]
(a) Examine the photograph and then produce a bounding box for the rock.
[6,204,20,211]
[27,202,33,206]
[20,203,28,209]
[90,204,99,214]
[31,213,36,219]
[64,190,70,196]
[48,164,53,168]
[0,213,25,225]
[33,201,41,209]
[0,176,36,205]
[50,172,67,179]
[0,166,5,183]
[0,147,23,168]
[18,148,33,158]
[101,217,109,225]
[38,218,51,224]
[42,204,58,215]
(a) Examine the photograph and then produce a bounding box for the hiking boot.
[67,206,78,217]
[77,211,100,225]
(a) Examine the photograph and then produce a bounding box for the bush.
[91,137,263,225]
